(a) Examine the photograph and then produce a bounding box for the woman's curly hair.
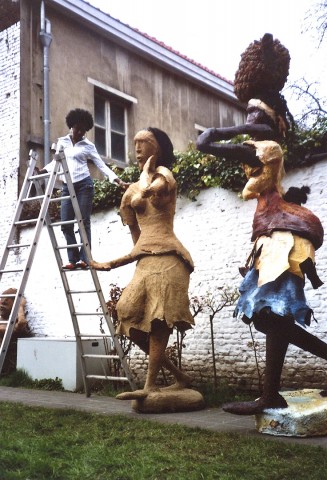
[65,108,94,131]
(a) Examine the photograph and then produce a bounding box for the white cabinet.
[17,337,108,391]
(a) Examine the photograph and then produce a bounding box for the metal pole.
[39,1,52,167]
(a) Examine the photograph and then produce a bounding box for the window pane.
[95,127,106,156]
[94,95,105,126]
[110,103,125,132]
[111,132,125,161]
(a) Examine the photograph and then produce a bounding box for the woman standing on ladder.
[41,108,128,270]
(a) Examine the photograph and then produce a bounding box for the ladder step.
[21,195,45,202]
[68,289,98,294]
[58,243,83,251]
[82,354,120,359]
[74,312,106,316]
[50,220,77,227]
[79,333,115,338]
[0,268,24,274]
[85,374,128,382]
[29,172,50,180]
[7,243,31,249]
[15,219,38,225]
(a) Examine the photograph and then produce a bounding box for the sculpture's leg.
[143,321,170,391]
[288,324,327,360]
[116,321,170,400]
[161,355,193,390]
[223,315,289,415]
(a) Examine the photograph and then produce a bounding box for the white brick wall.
[11,159,327,390]
[0,23,20,255]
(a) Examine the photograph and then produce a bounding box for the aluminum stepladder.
[0,149,136,395]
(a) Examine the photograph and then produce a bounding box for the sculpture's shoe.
[222,394,288,415]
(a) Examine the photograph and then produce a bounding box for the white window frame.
[88,77,137,166]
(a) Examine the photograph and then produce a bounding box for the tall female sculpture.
[91,128,196,401]
[197,34,326,415]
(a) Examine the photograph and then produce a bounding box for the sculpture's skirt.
[234,268,313,327]
[116,254,194,338]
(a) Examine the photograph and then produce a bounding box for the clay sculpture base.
[255,389,327,437]
[130,388,205,414]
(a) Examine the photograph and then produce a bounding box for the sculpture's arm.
[196,125,273,167]
[90,253,137,271]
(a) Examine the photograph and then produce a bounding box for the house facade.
[1,0,326,392]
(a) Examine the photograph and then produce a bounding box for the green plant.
[0,369,64,391]
[173,141,247,200]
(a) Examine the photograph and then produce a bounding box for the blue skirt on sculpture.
[234,268,313,327]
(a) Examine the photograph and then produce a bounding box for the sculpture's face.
[134,131,159,170]
[0,296,14,320]
[242,142,284,200]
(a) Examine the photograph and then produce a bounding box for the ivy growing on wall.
[20,121,326,221]
[92,122,326,210]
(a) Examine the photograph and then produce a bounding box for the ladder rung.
[0,268,24,274]
[82,354,119,359]
[0,321,8,325]
[79,334,115,338]
[22,195,45,202]
[57,244,84,251]
[29,172,50,180]
[74,312,105,316]
[85,374,128,382]
[51,220,78,227]
[15,219,38,225]
[7,243,31,249]
[68,289,98,294]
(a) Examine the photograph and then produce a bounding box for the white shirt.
[45,134,119,184]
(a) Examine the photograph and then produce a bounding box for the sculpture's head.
[241,141,285,200]
[0,288,17,320]
[134,127,175,171]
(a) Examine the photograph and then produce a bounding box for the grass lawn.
[0,401,327,480]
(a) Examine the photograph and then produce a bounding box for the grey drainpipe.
[39,1,52,166]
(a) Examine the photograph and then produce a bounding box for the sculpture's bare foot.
[116,388,160,400]
[89,260,112,271]
[161,373,193,391]
[222,394,288,415]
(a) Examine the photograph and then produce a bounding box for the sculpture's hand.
[197,128,221,147]
[143,155,157,174]
[89,260,113,271]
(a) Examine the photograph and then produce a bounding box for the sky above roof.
[87,0,326,120]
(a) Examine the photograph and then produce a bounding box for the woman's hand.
[115,178,130,190]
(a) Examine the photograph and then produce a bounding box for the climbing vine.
[20,120,326,221]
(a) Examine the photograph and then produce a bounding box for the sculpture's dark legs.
[223,313,327,415]
[223,316,289,415]
[288,324,327,360]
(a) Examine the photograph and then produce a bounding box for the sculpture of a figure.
[197,33,326,415]
[0,288,29,339]
[91,128,195,400]
[0,288,31,374]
